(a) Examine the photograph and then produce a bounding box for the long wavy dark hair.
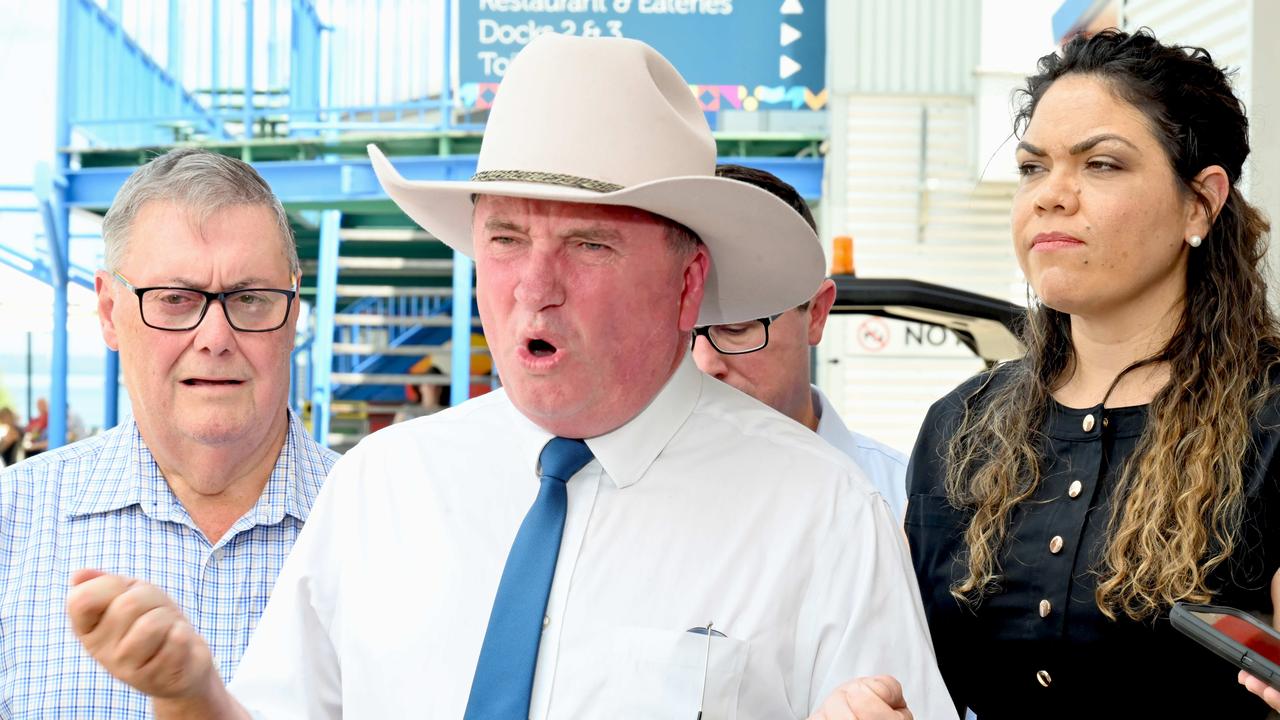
[945,29,1279,620]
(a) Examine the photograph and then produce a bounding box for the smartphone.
[1171,602,1280,689]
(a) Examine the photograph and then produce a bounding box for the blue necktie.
[464,437,595,719]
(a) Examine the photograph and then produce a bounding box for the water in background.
[0,328,128,435]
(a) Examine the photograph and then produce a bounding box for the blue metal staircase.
[10,0,825,451]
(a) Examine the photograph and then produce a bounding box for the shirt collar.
[67,410,314,525]
[811,384,847,443]
[507,354,703,490]
[586,354,702,489]
[66,422,145,518]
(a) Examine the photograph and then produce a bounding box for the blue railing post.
[441,0,453,130]
[212,0,221,124]
[167,0,182,79]
[449,251,473,406]
[309,209,341,445]
[41,0,75,450]
[35,161,69,450]
[104,349,119,429]
[244,0,255,140]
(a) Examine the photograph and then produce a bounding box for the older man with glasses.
[0,148,338,718]
[693,165,908,520]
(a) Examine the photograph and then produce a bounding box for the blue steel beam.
[0,244,95,291]
[244,0,255,141]
[104,349,120,429]
[35,159,70,451]
[309,209,341,445]
[63,155,823,208]
[449,253,473,406]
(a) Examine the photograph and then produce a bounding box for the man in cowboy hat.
[68,35,951,719]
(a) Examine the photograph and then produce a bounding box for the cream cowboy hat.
[368,34,824,326]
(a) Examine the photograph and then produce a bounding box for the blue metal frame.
[36,0,829,452]
[449,253,473,405]
[0,243,95,291]
[309,209,341,443]
[63,155,824,208]
[65,0,225,146]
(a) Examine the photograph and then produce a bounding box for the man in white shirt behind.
[66,34,952,720]
[693,164,908,519]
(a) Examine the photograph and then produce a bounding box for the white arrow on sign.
[780,22,802,47]
[779,55,802,79]
[780,0,803,14]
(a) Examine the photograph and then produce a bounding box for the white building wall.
[1123,0,1280,308]
[821,0,1043,454]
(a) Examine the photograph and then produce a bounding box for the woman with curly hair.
[901,29,1279,718]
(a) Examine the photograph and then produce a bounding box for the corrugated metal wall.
[822,0,1017,455]
[1122,0,1252,106]
[823,93,1021,453]
[830,0,982,96]
[1121,0,1280,309]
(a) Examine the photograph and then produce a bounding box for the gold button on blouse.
[1039,599,1052,617]
[1037,669,1053,687]
[1082,413,1096,432]
[1068,480,1082,498]
[1049,535,1064,554]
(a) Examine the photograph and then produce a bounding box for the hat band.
[472,170,624,194]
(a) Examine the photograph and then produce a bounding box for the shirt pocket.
[603,625,749,720]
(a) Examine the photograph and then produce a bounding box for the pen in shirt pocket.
[686,622,727,720]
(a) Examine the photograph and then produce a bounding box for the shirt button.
[1037,669,1052,687]
[1082,413,1095,432]
[1068,480,1083,498]
[542,615,550,629]
[1039,599,1052,617]
[210,548,224,563]
[1049,535,1064,554]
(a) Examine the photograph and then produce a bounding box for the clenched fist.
[809,675,914,720]
[67,569,217,700]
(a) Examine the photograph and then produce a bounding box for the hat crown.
[476,35,715,189]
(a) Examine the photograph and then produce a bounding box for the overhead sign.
[457,0,827,114]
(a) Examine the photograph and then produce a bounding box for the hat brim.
[369,145,825,326]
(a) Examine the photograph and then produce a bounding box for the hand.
[808,675,913,720]
[1238,669,1280,710]
[67,569,218,699]
[1238,567,1280,710]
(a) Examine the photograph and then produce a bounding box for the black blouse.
[906,366,1280,719]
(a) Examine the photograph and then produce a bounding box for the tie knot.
[539,437,594,483]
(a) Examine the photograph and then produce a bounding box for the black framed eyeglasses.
[112,271,297,332]
[691,313,782,355]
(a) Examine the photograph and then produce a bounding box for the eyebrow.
[163,277,275,290]
[483,218,527,234]
[1017,133,1139,157]
[481,217,624,244]
[561,226,623,243]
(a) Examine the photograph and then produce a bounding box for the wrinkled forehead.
[123,200,294,277]
[472,193,670,228]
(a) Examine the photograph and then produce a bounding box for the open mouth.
[181,378,244,386]
[527,338,557,357]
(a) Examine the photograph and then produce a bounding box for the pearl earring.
[1187,235,1203,248]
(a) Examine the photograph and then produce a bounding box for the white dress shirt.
[230,356,954,719]
[812,385,909,519]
